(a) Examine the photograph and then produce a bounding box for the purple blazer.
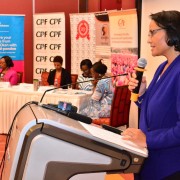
[137,55,180,179]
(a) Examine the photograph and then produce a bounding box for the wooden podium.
[2,103,148,180]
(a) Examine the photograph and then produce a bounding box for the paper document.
[80,122,148,157]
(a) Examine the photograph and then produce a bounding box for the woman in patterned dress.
[79,60,114,118]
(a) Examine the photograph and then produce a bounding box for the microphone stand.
[39,73,128,103]
[37,73,128,124]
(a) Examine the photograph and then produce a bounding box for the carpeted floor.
[0,135,6,163]
[0,134,6,175]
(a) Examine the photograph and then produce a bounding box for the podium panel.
[2,104,148,180]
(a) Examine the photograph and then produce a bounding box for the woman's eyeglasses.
[148,28,164,37]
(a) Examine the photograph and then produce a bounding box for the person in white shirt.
[76,59,93,91]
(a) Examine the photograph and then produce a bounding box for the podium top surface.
[17,104,148,158]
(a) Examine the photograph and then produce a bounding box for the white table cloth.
[0,85,92,134]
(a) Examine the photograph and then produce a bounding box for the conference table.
[0,83,92,134]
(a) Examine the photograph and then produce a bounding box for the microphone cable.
[39,73,128,103]
[0,73,128,178]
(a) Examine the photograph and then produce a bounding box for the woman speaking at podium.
[123,11,180,179]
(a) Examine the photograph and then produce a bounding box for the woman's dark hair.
[150,10,180,51]
[1,56,14,67]
[53,56,63,64]
[80,59,92,69]
[92,59,107,75]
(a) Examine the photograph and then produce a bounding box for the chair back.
[110,85,131,127]
[41,71,49,86]
[41,72,78,88]
[71,74,78,89]
[17,72,23,84]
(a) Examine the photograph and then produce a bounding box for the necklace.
[1,67,9,74]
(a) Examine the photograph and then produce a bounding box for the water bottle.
[33,79,39,91]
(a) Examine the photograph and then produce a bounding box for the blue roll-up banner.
[0,15,24,60]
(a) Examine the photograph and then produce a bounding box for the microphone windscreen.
[137,58,147,68]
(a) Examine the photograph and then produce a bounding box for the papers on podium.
[80,122,148,158]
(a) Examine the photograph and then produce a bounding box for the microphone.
[68,112,92,124]
[39,73,128,103]
[41,104,92,124]
[38,73,127,124]
[130,58,147,101]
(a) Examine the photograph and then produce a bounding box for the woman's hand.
[91,79,98,87]
[121,128,147,148]
[90,79,98,92]
[128,73,147,96]
[128,73,138,91]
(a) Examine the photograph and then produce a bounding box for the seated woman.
[0,56,18,85]
[79,60,114,118]
[76,59,93,91]
[47,56,71,89]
